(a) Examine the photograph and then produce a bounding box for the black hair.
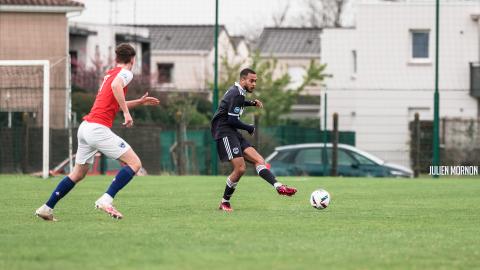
[240,68,256,80]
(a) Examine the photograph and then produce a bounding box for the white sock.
[274,182,283,189]
[221,198,230,203]
[100,193,114,203]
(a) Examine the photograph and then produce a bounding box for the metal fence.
[1,0,480,177]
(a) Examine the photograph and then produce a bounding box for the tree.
[272,3,290,27]
[210,51,332,126]
[297,0,350,28]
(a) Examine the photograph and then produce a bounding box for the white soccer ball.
[310,189,331,210]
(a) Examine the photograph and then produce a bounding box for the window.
[69,51,78,74]
[412,31,429,59]
[327,149,355,166]
[157,63,174,84]
[349,151,376,165]
[294,148,323,165]
[270,150,297,164]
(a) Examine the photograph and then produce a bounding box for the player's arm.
[228,95,255,135]
[228,116,255,136]
[125,93,159,110]
[111,77,133,127]
[244,100,263,107]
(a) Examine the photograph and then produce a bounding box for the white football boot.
[35,204,57,221]
[95,199,123,220]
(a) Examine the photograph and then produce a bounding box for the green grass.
[0,175,479,270]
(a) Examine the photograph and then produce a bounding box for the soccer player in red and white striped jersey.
[36,43,159,221]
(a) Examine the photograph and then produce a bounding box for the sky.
[71,0,357,37]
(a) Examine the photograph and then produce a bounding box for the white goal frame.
[0,60,50,178]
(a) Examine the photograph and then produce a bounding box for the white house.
[253,27,323,118]
[69,22,150,75]
[321,2,480,168]
[146,25,250,92]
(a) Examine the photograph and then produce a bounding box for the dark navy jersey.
[211,83,246,140]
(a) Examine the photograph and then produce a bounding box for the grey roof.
[253,28,321,55]
[1,0,84,6]
[230,36,245,49]
[141,25,226,51]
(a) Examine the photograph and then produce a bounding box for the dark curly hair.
[115,43,136,64]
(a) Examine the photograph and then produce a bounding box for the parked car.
[265,143,413,178]
[32,153,147,176]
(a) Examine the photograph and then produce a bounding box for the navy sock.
[45,176,76,209]
[256,165,278,186]
[223,178,237,201]
[105,166,135,199]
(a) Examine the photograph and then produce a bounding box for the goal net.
[0,61,50,178]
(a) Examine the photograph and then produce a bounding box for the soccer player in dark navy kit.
[211,68,297,211]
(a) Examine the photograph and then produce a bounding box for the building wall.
[150,30,240,93]
[150,53,206,90]
[260,56,322,95]
[69,22,149,74]
[234,41,251,68]
[0,12,68,128]
[321,3,480,168]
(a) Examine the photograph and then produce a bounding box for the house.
[321,2,480,168]
[145,25,249,93]
[252,27,322,118]
[0,0,85,128]
[69,22,150,75]
[231,35,250,65]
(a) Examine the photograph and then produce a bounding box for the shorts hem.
[109,145,131,160]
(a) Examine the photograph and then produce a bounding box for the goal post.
[0,60,50,179]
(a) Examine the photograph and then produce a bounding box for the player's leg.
[92,126,139,219]
[99,148,141,204]
[219,157,246,210]
[35,121,95,221]
[243,146,297,196]
[216,135,245,211]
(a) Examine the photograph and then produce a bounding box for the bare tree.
[272,3,291,27]
[298,0,349,28]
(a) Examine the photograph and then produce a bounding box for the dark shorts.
[215,133,253,163]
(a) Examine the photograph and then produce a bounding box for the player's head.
[115,43,136,67]
[240,68,257,93]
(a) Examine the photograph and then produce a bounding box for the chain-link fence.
[1,0,480,177]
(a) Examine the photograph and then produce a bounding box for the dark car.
[265,143,413,178]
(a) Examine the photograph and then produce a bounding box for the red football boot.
[218,202,233,211]
[277,185,297,196]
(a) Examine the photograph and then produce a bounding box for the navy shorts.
[215,133,253,163]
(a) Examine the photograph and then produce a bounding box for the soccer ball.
[310,189,331,210]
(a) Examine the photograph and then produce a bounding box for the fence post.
[176,111,184,175]
[101,154,106,175]
[323,93,327,176]
[23,112,29,173]
[332,113,338,177]
[414,113,420,178]
[254,111,260,175]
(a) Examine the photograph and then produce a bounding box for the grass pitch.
[0,175,479,270]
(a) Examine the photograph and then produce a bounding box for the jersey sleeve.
[117,69,134,87]
[227,95,245,117]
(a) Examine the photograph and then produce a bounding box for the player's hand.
[123,112,133,127]
[251,99,263,108]
[249,124,255,136]
[139,92,159,106]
